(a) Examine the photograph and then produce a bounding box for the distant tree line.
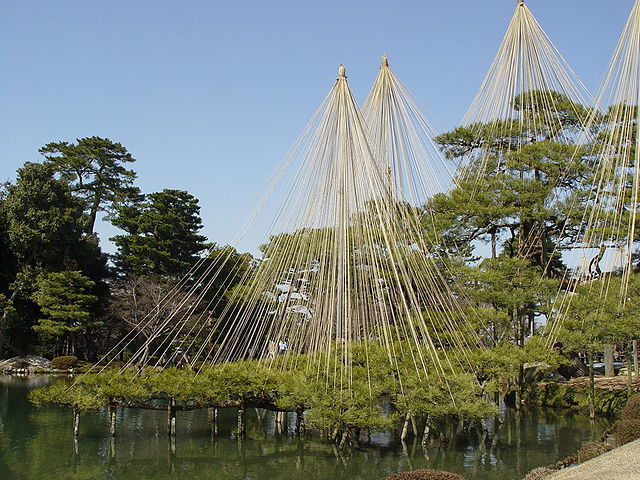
[0,137,249,360]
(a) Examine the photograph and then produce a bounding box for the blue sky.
[0,0,634,254]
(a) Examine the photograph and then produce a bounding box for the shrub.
[577,441,612,463]
[51,356,78,369]
[621,394,640,421]
[523,467,554,480]
[616,419,640,445]
[381,470,467,480]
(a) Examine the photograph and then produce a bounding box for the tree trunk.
[0,291,23,357]
[604,345,614,377]
[401,411,411,441]
[490,228,497,259]
[633,340,639,377]
[338,430,349,449]
[421,416,430,447]
[87,188,104,235]
[515,365,524,410]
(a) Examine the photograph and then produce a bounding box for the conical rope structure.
[85,64,481,398]
[438,0,595,267]
[546,0,640,345]
[459,0,593,173]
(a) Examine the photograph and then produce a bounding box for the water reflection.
[0,376,612,480]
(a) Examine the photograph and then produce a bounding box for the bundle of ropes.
[546,0,640,344]
[89,60,481,394]
[87,0,640,394]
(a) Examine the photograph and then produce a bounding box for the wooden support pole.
[421,416,430,447]
[167,398,176,436]
[410,414,418,437]
[237,404,246,437]
[628,344,634,397]
[108,436,116,459]
[108,404,117,437]
[208,407,218,436]
[633,340,639,377]
[588,351,596,420]
[72,408,80,437]
[295,409,305,436]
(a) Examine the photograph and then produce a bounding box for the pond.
[0,375,612,480]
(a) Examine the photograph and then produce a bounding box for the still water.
[0,375,612,480]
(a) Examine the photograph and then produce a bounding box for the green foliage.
[576,442,612,464]
[51,356,79,369]
[29,379,104,412]
[4,162,86,267]
[468,337,563,398]
[111,189,208,277]
[558,274,640,354]
[616,419,640,445]
[40,136,137,234]
[1,162,108,356]
[432,93,594,275]
[29,342,498,436]
[530,383,629,415]
[32,271,99,356]
[33,271,97,330]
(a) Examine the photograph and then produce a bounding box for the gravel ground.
[547,439,640,480]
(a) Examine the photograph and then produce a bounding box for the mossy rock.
[51,356,79,369]
[577,441,612,463]
[381,470,467,480]
[621,394,640,421]
[616,419,640,445]
[523,467,555,480]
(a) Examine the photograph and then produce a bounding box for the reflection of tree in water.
[0,380,614,480]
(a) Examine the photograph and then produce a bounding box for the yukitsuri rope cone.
[84,63,480,400]
[546,0,640,345]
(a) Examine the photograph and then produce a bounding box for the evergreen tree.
[1,162,108,355]
[32,271,98,358]
[40,137,138,235]
[111,189,208,277]
[430,92,595,276]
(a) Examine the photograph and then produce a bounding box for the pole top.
[518,0,525,6]
[337,64,347,79]
[381,54,389,67]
